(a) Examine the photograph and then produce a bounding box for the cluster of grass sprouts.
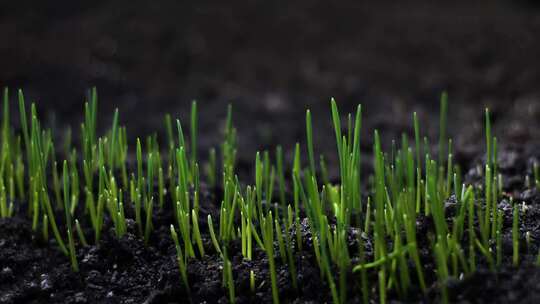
[0,87,534,303]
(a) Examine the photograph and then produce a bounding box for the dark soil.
[2,156,540,303]
[2,0,540,303]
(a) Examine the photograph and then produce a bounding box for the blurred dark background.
[1,0,540,168]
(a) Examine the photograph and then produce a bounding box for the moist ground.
[1,145,540,303]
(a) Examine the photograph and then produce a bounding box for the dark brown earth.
[1,0,540,303]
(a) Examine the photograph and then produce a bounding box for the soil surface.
[1,0,540,303]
